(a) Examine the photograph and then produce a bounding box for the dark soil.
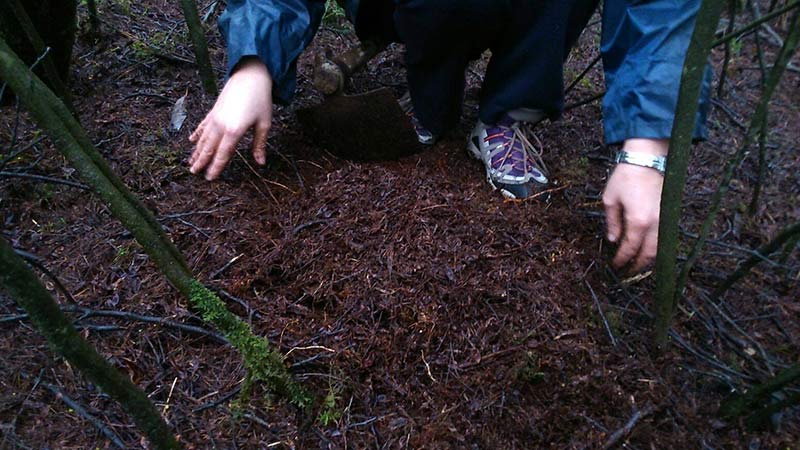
[1,2,799,449]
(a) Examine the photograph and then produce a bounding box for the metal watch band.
[614,151,667,175]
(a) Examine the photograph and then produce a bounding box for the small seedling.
[317,383,342,426]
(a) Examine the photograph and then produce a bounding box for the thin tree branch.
[712,0,800,47]
[602,404,656,450]
[33,375,127,449]
[0,171,90,190]
[653,0,726,348]
[712,221,800,300]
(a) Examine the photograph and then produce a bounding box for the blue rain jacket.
[218,0,710,142]
[218,0,329,104]
[601,0,711,144]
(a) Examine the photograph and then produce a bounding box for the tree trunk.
[0,239,182,450]
[0,0,76,103]
[652,0,725,348]
[0,37,311,410]
[178,0,218,95]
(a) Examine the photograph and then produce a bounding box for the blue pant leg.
[479,0,598,124]
[393,0,507,135]
[394,0,597,133]
[601,0,712,145]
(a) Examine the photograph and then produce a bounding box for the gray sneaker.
[399,92,438,145]
[467,109,549,199]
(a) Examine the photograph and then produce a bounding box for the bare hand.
[189,58,273,180]
[602,139,668,273]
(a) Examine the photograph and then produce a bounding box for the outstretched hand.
[189,58,273,180]
[602,139,668,273]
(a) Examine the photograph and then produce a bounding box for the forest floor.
[1,2,799,449]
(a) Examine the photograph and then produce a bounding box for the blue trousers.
[393,0,598,136]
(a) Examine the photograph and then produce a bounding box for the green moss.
[189,281,311,409]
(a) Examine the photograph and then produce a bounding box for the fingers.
[632,225,659,272]
[252,122,269,166]
[603,162,664,273]
[188,120,262,179]
[612,234,643,269]
[612,215,647,269]
[604,199,623,243]
[188,119,207,166]
[190,126,222,176]
[189,118,206,143]
[204,132,240,181]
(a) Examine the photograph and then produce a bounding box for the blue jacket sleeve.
[218,0,325,104]
[601,0,712,145]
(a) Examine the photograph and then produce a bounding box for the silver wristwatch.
[614,151,667,175]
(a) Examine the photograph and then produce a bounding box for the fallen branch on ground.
[602,404,656,449]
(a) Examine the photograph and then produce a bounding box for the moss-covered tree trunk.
[652,0,725,348]
[0,37,310,410]
[0,238,182,450]
[178,0,218,95]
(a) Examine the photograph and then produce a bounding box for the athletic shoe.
[399,92,438,145]
[467,109,548,199]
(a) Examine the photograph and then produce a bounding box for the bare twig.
[564,91,605,111]
[752,0,785,48]
[713,221,800,300]
[713,0,800,47]
[699,292,775,375]
[566,54,601,95]
[748,113,769,216]
[0,171,90,190]
[3,305,229,345]
[68,305,229,344]
[1,369,43,450]
[217,289,262,320]
[602,404,656,449]
[35,376,127,449]
[210,253,243,279]
[192,385,242,413]
[711,98,747,130]
[679,229,785,267]
[585,279,617,347]
[13,248,79,304]
[717,0,738,98]
[0,136,45,170]
[457,345,526,370]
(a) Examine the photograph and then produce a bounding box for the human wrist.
[621,138,669,157]
[232,56,272,86]
[615,138,669,175]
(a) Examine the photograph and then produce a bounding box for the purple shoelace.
[483,115,547,181]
